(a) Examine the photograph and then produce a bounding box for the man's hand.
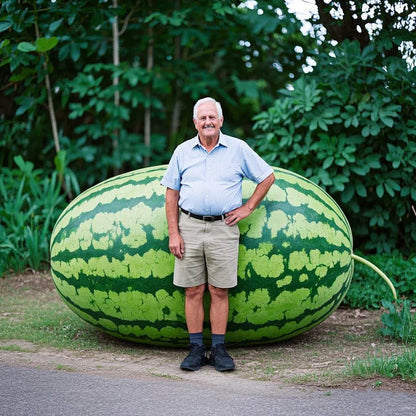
[165,188,184,259]
[224,205,252,226]
[169,233,185,259]
[224,172,275,226]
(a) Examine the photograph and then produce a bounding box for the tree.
[0,0,316,189]
[312,0,416,65]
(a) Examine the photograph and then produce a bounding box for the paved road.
[0,364,415,416]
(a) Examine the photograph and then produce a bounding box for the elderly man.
[161,97,275,371]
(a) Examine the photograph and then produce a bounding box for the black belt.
[181,208,224,222]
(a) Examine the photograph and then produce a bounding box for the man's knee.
[185,284,206,300]
[208,284,229,300]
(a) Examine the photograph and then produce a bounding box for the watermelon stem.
[351,253,397,300]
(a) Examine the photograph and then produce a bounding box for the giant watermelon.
[50,165,394,346]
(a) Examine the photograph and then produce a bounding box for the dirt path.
[1,271,415,393]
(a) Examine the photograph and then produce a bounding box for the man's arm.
[225,172,275,226]
[165,187,184,259]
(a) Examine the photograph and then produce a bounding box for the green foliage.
[65,62,170,186]
[380,299,416,343]
[0,156,67,276]
[251,40,416,255]
[0,0,313,189]
[343,253,416,309]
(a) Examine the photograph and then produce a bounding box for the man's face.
[193,101,223,142]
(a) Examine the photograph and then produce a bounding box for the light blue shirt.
[161,132,273,216]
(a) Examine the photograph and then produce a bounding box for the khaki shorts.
[173,212,240,289]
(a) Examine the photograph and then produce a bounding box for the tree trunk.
[112,0,120,174]
[33,4,74,199]
[144,1,154,167]
[34,16,60,155]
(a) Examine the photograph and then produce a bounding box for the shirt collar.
[192,131,228,149]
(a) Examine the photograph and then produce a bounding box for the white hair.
[193,97,223,120]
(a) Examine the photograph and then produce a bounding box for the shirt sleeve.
[161,150,181,190]
[240,142,274,184]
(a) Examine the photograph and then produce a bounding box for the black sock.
[211,333,225,348]
[189,332,204,346]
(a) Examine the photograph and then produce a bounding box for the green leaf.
[15,96,36,115]
[361,125,370,137]
[49,19,64,33]
[322,156,334,169]
[376,183,384,198]
[385,178,401,192]
[400,186,410,197]
[366,154,381,169]
[0,21,12,33]
[54,150,67,175]
[14,155,34,175]
[380,115,394,128]
[70,42,81,62]
[341,183,355,203]
[17,42,37,53]
[9,67,36,82]
[355,182,367,197]
[96,100,106,113]
[332,175,348,191]
[370,123,381,136]
[369,216,378,227]
[384,183,394,197]
[350,165,368,176]
[35,37,59,52]
[0,39,10,49]
[232,77,261,100]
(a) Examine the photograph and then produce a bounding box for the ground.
[0,271,415,393]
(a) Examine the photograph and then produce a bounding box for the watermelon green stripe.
[272,167,352,234]
[51,266,174,293]
[54,285,186,329]
[241,198,351,244]
[52,191,165,241]
[51,170,166,236]
[51,255,350,303]
[53,266,351,342]
[56,298,188,346]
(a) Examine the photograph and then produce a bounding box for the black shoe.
[180,344,208,371]
[209,344,235,371]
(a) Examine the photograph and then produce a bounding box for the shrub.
[380,299,416,344]
[0,156,67,276]
[250,40,416,256]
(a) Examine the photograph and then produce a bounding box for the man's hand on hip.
[224,205,253,226]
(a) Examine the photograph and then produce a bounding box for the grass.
[55,363,76,371]
[0,344,32,353]
[345,349,416,381]
[0,289,141,354]
[150,372,182,380]
[1,294,98,349]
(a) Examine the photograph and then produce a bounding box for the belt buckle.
[202,215,215,221]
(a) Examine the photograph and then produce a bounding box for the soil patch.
[1,270,415,393]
